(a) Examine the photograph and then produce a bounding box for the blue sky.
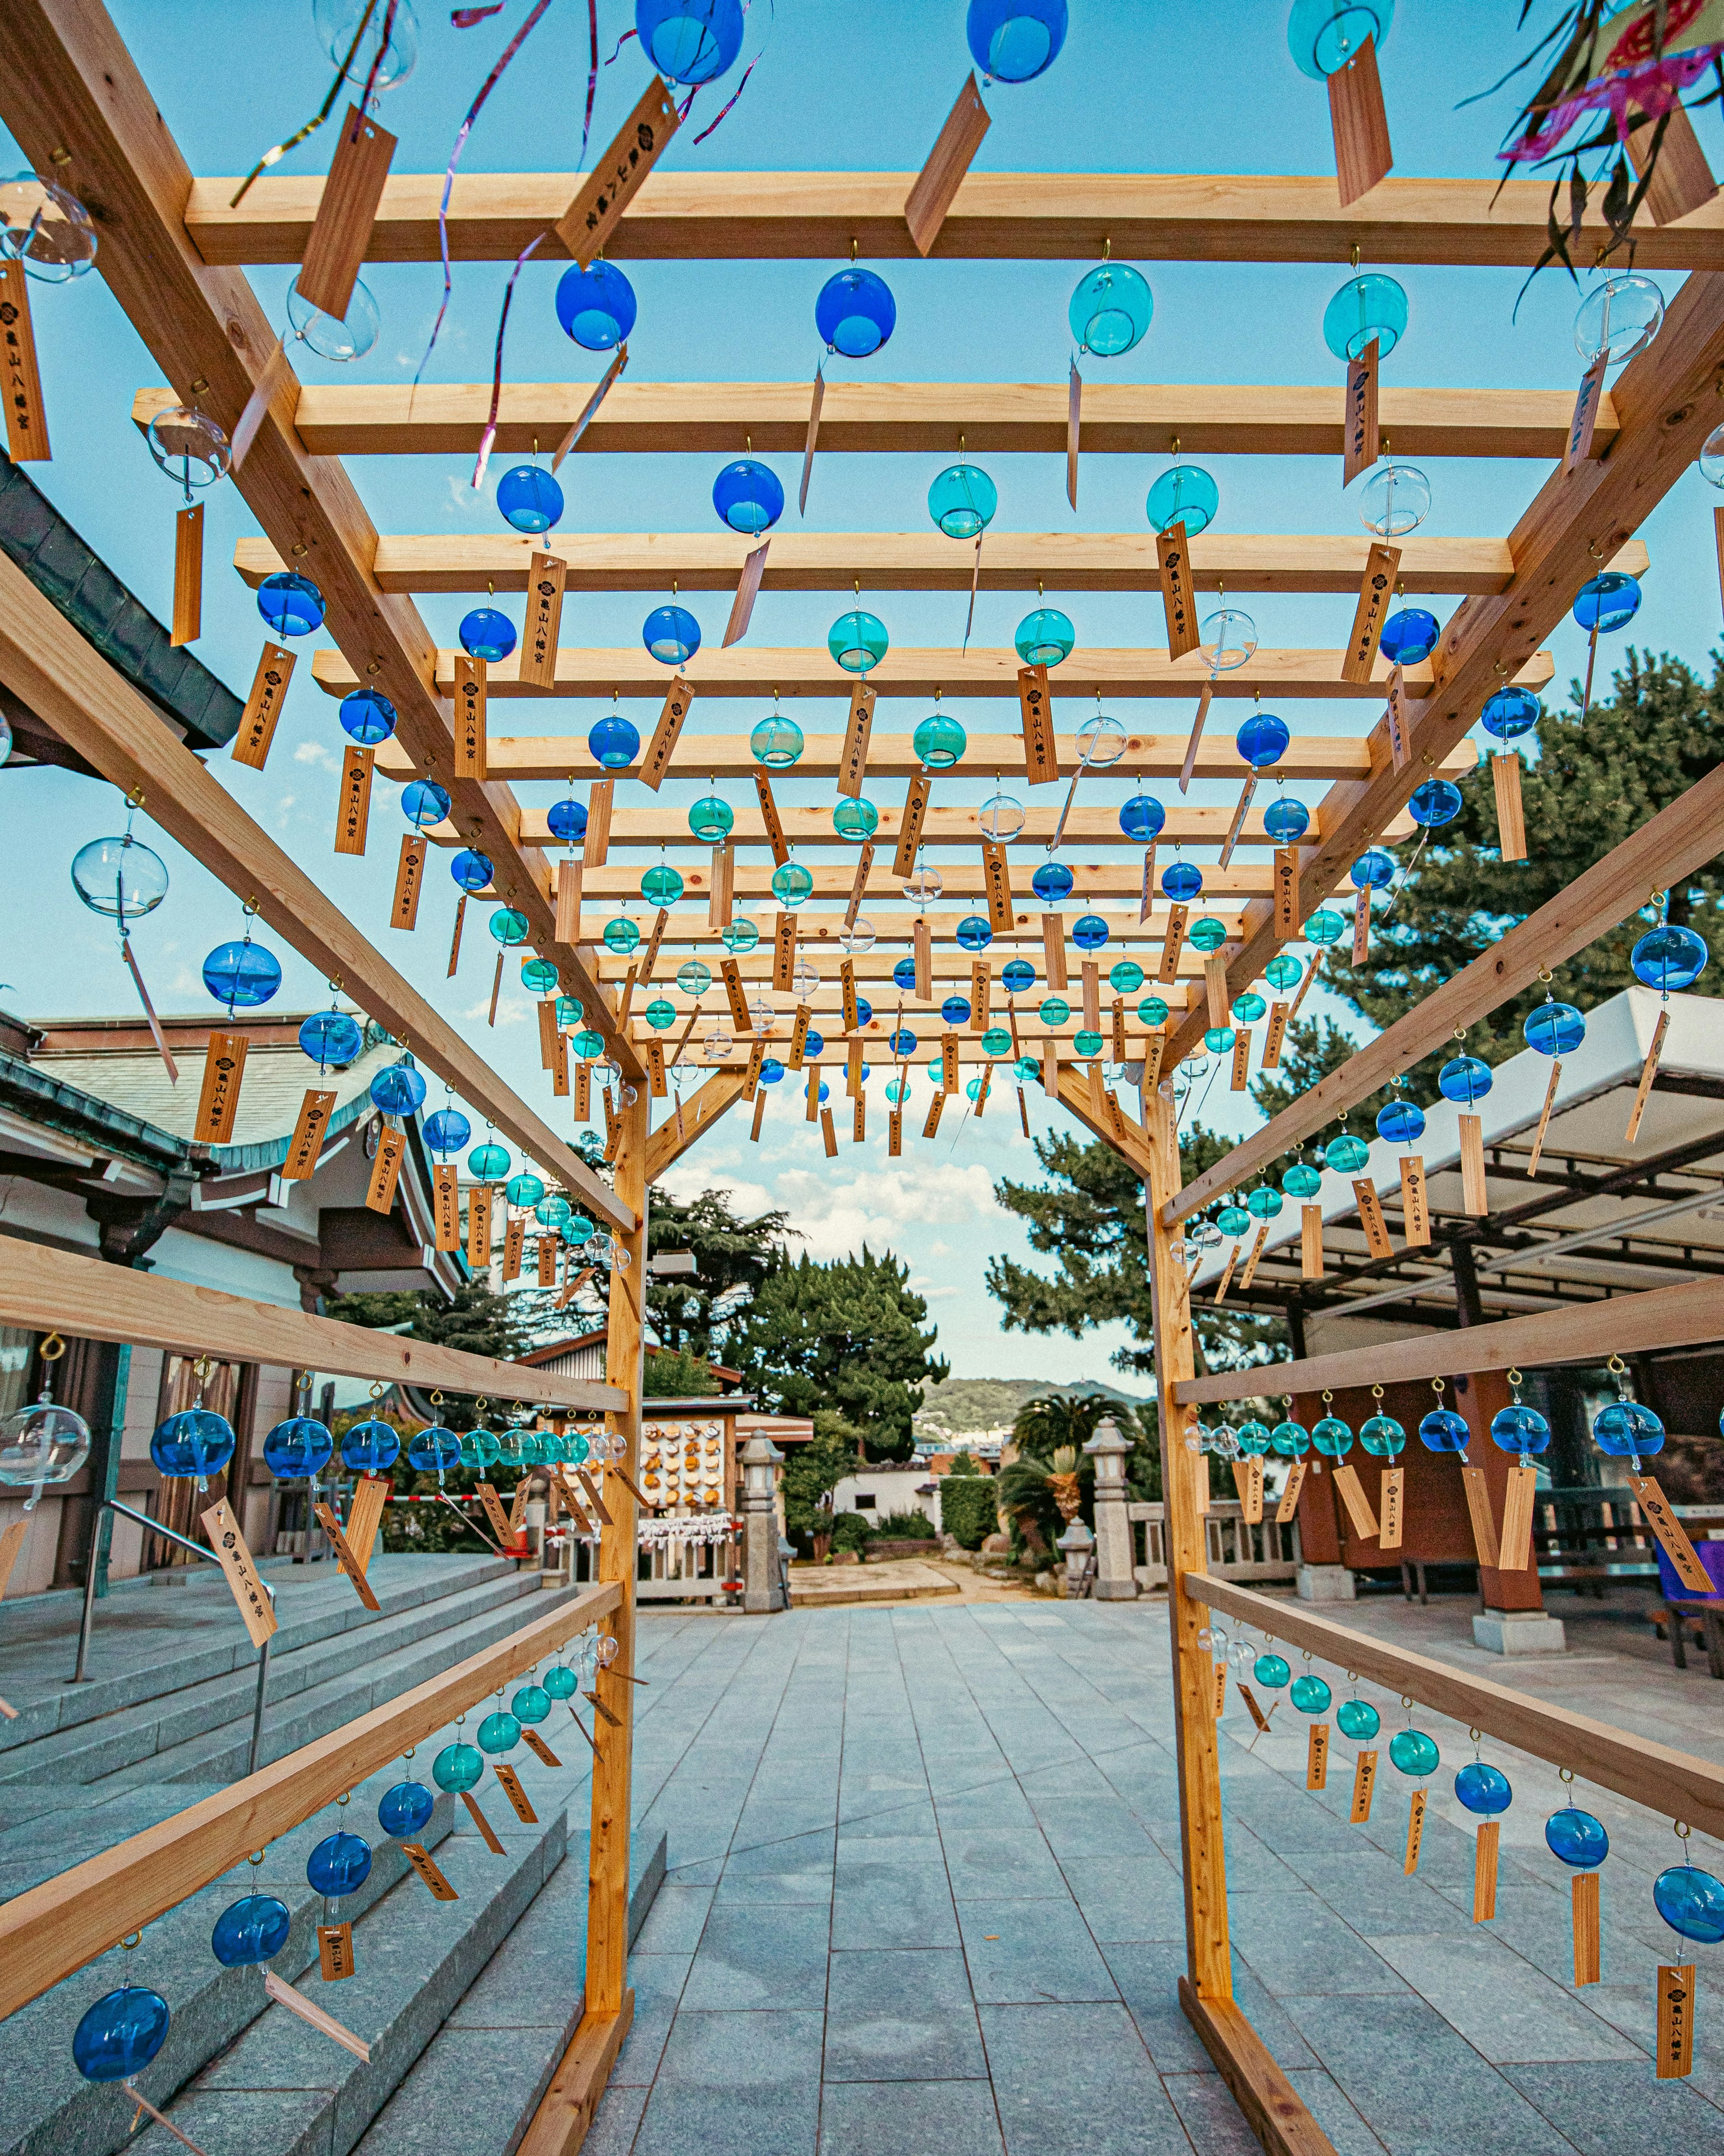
[5,1,1722,1384]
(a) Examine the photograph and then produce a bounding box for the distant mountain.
[913,1375,1151,1437]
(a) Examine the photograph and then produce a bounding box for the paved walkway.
[603,1599,1724,2156]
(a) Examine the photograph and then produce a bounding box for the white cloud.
[464,998,526,1027]
[444,473,490,521]
[294,741,339,771]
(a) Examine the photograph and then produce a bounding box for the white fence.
[1127,1499,1300,1590]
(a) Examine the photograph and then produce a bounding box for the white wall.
[834,1468,941,1530]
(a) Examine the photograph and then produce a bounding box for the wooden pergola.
[5,6,1724,2153]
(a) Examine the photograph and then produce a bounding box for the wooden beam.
[167,379,1615,463]
[1053,1066,1153,1177]
[460,800,1419,853]
[645,1069,749,1182]
[1180,1983,1338,2156]
[0,1239,627,1412]
[1165,266,1724,1069]
[1188,1576,1724,1843]
[518,2000,635,2156]
[1144,1090,1236,2021]
[610,944,1229,981]
[599,912,1244,953]
[0,1577,619,2022]
[545,864,1286,905]
[0,3,636,1085]
[180,169,1724,270]
[1172,757,1724,1223]
[318,646,1553,704]
[379,728,1478,786]
[587,1089,646,2019]
[235,530,1650,599]
[1177,1275,1724,1403]
[0,550,631,1233]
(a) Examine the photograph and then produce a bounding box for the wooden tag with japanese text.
[198,1499,278,1648]
[1230,1029,1251,1090]
[720,956,750,1032]
[941,1032,959,1093]
[318,1922,355,1981]
[1352,887,1371,964]
[391,833,427,930]
[462,1790,506,1853]
[282,1088,337,1180]
[536,1235,556,1286]
[1379,1465,1404,1550]
[503,1214,525,1280]
[521,1726,561,1768]
[1350,1750,1377,1823]
[1306,1722,1330,1791]
[773,910,797,992]
[1343,337,1379,488]
[788,1004,811,1069]
[1267,853,1299,950]
[555,75,680,263]
[1231,1455,1264,1523]
[1630,1473,1713,1591]
[982,839,1013,932]
[233,644,295,769]
[493,1763,538,1823]
[1658,1965,1696,2078]
[1626,1007,1670,1144]
[401,1842,459,1902]
[432,1162,461,1250]
[1353,1178,1393,1258]
[467,1183,493,1270]
[1399,1154,1430,1246]
[841,959,860,1034]
[743,1037,766,1100]
[922,1091,944,1139]
[454,654,487,778]
[1158,519,1199,659]
[0,261,48,461]
[894,771,932,879]
[475,1481,512,1543]
[1260,1003,1289,1072]
[755,771,790,866]
[1158,905,1187,984]
[573,1058,591,1120]
[195,1032,248,1145]
[640,675,693,790]
[366,1124,405,1214]
[1385,663,1410,771]
[914,915,932,1001]
[1275,1459,1307,1524]
[1018,665,1058,784]
[519,550,566,688]
[645,1040,667,1098]
[1213,1660,1227,1719]
[839,680,875,798]
[843,840,873,929]
[853,1094,866,1143]
[334,743,374,855]
[1404,1787,1427,1874]
[1112,997,1127,1063]
[888,1107,902,1156]
[1342,542,1399,684]
[1236,1684,1271,1736]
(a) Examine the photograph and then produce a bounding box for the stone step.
[128,1807,586,2156]
[351,1829,668,2156]
[0,1770,457,2156]
[0,1554,523,1759]
[0,1570,571,1791]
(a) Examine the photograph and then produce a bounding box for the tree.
[782,1411,858,1551]
[734,1246,949,1463]
[1318,644,1724,1096]
[987,1120,1285,1378]
[641,1348,720,1398]
[644,1189,796,1360]
[335,1282,523,1409]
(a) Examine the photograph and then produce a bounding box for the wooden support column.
[1145,1089,1230,1996]
[588,1083,646,2010]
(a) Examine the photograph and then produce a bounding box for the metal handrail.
[70,1498,277,1777]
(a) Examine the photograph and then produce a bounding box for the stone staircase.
[0,1552,574,1796]
[0,1554,667,2156]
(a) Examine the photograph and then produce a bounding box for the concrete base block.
[1296,1564,1357,1603]
[1093,1579,1139,1601]
[1473,1608,1567,1655]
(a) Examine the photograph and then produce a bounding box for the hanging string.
[580,0,600,162]
[687,0,777,145]
[229,0,385,205]
[355,0,403,110]
[452,4,506,22]
[416,0,558,387]
[472,232,547,489]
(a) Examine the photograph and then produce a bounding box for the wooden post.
[1143,1087,1231,2003]
[586,1085,645,2019]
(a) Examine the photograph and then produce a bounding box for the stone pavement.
[600,1598,1724,2156]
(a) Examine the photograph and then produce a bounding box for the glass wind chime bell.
[151,1358,237,1491]
[0,1332,90,1512]
[70,795,175,1077]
